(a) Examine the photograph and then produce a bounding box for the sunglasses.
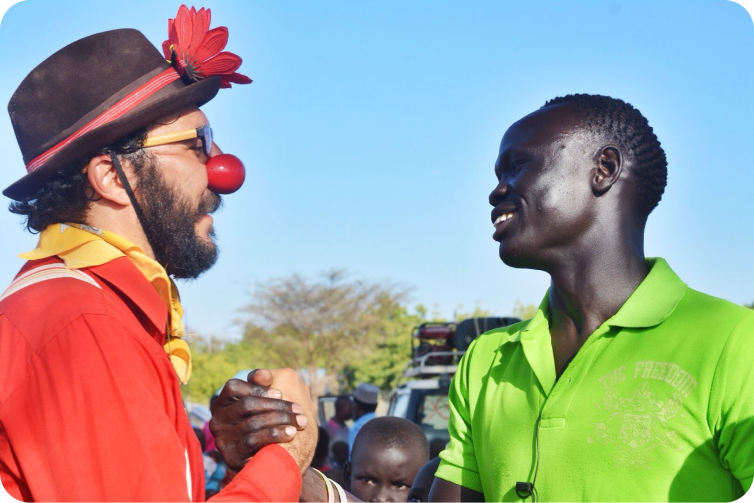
[142,125,213,157]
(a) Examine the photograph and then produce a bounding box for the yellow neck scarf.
[20,223,192,384]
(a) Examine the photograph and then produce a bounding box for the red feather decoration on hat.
[162,5,252,89]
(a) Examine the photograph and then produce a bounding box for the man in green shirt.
[429,94,754,502]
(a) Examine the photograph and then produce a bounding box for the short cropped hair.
[542,93,668,219]
[352,416,429,461]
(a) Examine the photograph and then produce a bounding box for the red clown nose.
[206,154,246,194]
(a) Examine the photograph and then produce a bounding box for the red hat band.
[25,68,182,174]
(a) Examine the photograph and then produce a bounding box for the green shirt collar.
[506,257,688,343]
[502,258,687,395]
[606,257,687,328]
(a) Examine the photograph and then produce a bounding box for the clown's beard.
[135,160,222,279]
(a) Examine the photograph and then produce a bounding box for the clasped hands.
[209,368,318,474]
[210,369,355,501]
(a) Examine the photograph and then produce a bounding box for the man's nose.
[370,488,389,502]
[489,179,510,206]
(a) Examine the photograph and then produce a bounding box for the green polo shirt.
[436,258,754,502]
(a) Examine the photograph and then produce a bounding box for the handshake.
[209,368,319,474]
[209,368,353,501]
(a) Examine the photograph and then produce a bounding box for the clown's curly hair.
[10,128,148,233]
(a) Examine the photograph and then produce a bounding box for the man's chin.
[195,231,219,266]
[166,233,220,280]
[500,253,526,269]
[499,244,550,272]
[498,242,531,269]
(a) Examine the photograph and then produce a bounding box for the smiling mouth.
[493,212,515,227]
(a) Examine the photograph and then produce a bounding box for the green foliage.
[512,300,538,320]
[180,336,277,405]
[180,279,546,405]
[453,302,493,322]
[181,271,425,404]
[236,270,418,400]
[340,304,427,392]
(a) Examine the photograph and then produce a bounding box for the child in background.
[192,427,206,453]
[204,450,227,498]
[202,395,219,452]
[406,457,442,502]
[327,440,349,486]
[312,427,331,473]
[193,426,225,497]
[344,417,429,502]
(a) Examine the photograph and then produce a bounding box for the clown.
[0,6,318,502]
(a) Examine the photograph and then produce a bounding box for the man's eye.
[191,146,208,161]
[358,477,376,485]
[393,483,409,490]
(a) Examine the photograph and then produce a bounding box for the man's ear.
[343,461,352,491]
[591,146,623,195]
[86,153,131,206]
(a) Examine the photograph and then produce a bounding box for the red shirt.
[0,257,302,501]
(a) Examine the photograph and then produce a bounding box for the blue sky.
[0,0,752,339]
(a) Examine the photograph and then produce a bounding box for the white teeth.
[493,213,515,226]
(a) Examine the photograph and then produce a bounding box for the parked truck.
[386,317,520,452]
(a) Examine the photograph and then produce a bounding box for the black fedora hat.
[4,28,221,201]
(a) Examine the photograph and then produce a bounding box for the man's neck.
[546,230,648,342]
[354,410,371,421]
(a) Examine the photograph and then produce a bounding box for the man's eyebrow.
[182,138,204,150]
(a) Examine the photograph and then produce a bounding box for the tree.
[453,303,493,322]
[180,333,277,405]
[239,270,412,402]
[512,300,538,320]
[339,304,427,393]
